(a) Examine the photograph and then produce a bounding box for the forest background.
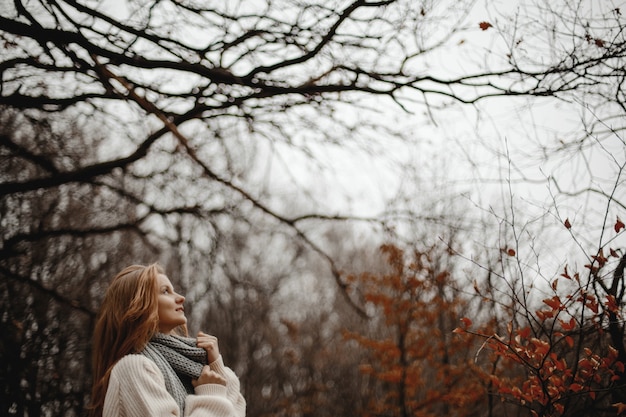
[1,0,626,416]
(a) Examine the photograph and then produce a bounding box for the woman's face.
[156,273,187,334]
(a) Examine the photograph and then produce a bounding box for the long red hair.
[89,263,163,417]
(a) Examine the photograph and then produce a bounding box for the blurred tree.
[195,218,375,417]
[0,107,157,415]
[343,243,489,417]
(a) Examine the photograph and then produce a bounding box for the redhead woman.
[90,263,246,417]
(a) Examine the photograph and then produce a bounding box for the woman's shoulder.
[104,355,180,417]
[111,354,161,380]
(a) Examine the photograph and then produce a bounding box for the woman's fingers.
[192,366,227,387]
[197,331,220,362]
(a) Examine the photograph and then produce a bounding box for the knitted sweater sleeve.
[104,355,235,417]
[209,356,247,417]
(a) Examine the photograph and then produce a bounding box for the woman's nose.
[176,293,185,303]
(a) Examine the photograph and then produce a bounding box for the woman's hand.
[192,365,226,387]
[197,331,220,363]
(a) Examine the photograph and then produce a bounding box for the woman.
[90,263,246,417]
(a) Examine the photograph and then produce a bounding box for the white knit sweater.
[103,354,246,417]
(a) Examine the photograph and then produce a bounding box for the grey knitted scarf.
[141,333,208,413]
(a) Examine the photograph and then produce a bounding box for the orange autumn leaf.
[616,217,625,233]
[530,337,550,355]
[586,298,599,314]
[558,317,576,331]
[607,295,619,313]
[592,248,607,266]
[564,218,572,229]
[570,383,584,392]
[536,309,555,321]
[517,326,531,339]
[501,247,515,256]
[473,279,481,295]
[479,21,493,30]
[543,295,563,311]
[615,402,626,415]
[551,278,558,291]
[460,317,472,328]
